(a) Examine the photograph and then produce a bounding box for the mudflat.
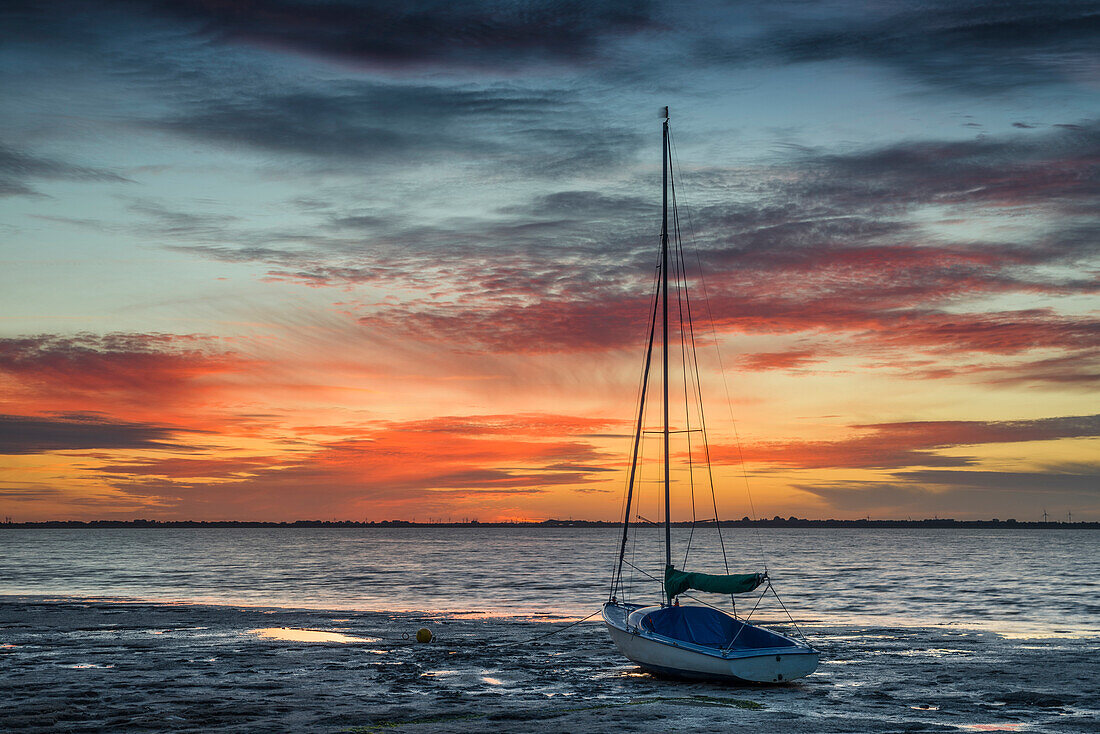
[2,598,1097,732]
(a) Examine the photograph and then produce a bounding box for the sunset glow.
[1,1,1097,522]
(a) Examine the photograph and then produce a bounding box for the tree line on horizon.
[1,517,1094,529]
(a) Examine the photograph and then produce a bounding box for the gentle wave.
[2,527,1097,636]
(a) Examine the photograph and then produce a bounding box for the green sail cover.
[664,565,764,598]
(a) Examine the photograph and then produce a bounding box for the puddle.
[990,629,1093,640]
[895,648,972,657]
[250,628,376,643]
[421,669,459,678]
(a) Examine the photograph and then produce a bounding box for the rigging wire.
[672,207,700,570]
[630,245,666,603]
[677,201,731,576]
[769,583,810,645]
[608,118,814,653]
[668,126,768,572]
[669,140,731,580]
[610,248,663,602]
[487,609,603,649]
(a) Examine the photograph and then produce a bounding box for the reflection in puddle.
[421,670,460,680]
[250,627,375,643]
[435,611,493,620]
[994,629,1086,640]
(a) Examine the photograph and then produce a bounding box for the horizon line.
[2,517,1095,528]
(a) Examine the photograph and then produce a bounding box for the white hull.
[603,603,818,683]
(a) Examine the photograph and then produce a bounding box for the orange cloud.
[14,413,623,519]
[0,333,254,424]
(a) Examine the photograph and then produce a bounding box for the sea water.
[2,527,1097,637]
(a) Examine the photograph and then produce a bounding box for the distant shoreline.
[2,518,1096,529]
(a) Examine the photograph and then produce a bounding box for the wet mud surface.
[2,598,1097,732]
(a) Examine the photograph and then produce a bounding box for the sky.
[0,0,1097,522]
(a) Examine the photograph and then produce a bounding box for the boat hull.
[603,603,818,683]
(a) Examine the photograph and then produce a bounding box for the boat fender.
[416,627,433,643]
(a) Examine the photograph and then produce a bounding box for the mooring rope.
[486,609,604,648]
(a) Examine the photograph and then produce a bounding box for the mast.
[610,107,673,603]
[661,106,672,590]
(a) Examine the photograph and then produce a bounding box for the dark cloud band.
[0,414,184,454]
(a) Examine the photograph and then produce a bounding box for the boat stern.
[602,602,819,683]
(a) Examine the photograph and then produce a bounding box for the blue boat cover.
[641,605,796,650]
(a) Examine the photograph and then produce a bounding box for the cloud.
[0,413,187,454]
[500,190,652,220]
[720,1,1100,93]
[894,467,1100,493]
[869,310,1100,355]
[981,350,1100,387]
[360,271,1099,361]
[87,412,622,517]
[0,142,129,198]
[362,292,653,353]
[89,455,272,479]
[736,350,824,371]
[0,333,248,396]
[794,464,1100,517]
[154,82,643,176]
[157,117,1097,368]
[0,333,254,426]
[122,0,656,70]
[17,1,1091,95]
[124,198,239,238]
[792,482,936,515]
[383,413,624,436]
[786,120,1100,216]
[3,3,645,182]
[719,415,1100,470]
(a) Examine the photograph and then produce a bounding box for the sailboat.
[602,108,819,683]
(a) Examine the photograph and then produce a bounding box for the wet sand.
[2,598,1097,732]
